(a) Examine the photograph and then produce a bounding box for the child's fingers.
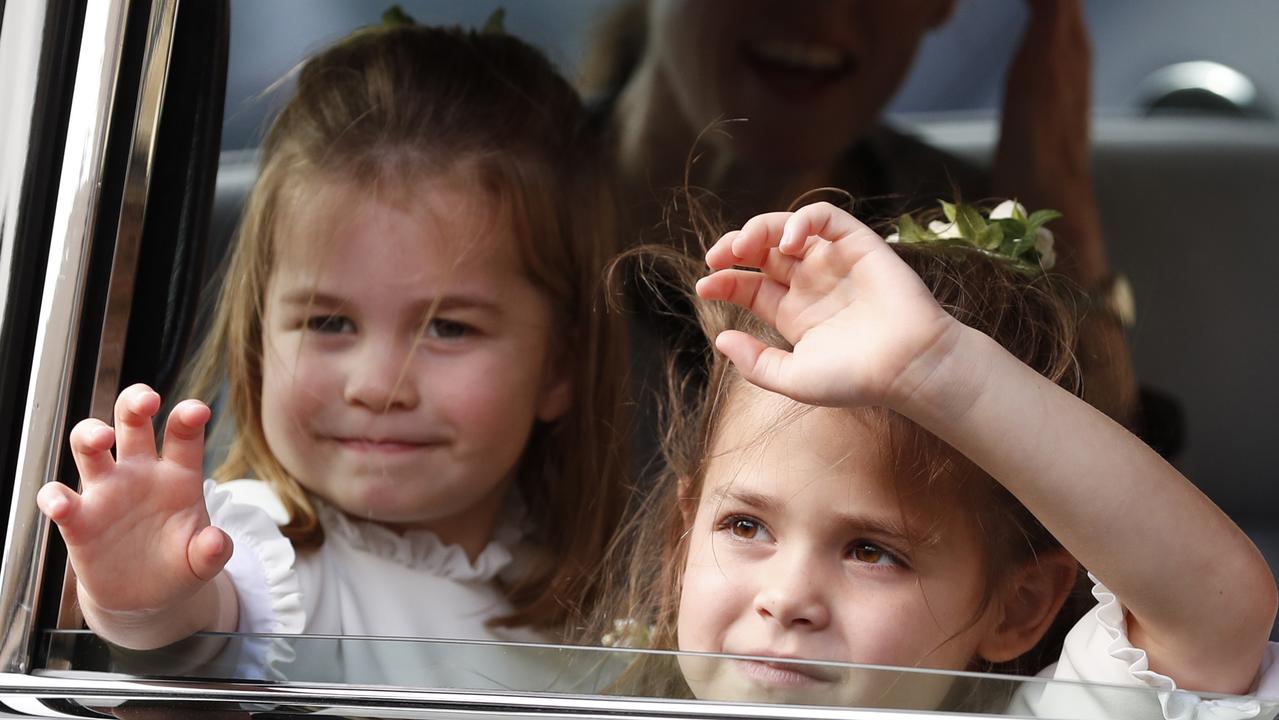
[68,418,117,481]
[36,482,82,528]
[755,246,803,286]
[705,230,743,270]
[710,212,794,269]
[780,202,882,256]
[37,483,100,548]
[708,232,803,287]
[714,330,794,397]
[113,384,161,460]
[736,212,802,266]
[696,270,786,328]
[161,400,210,473]
[188,526,232,582]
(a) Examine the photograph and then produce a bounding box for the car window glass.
[47,630,1277,718]
[33,0,1278,715]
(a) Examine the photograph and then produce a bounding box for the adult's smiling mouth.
[742,38,856,99]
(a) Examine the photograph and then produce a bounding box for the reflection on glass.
[42,630,1276,718]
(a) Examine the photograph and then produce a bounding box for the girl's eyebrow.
[708,486,920,546]
[275,290,501,314]
[409,295,502,315]
[277,290,346,307]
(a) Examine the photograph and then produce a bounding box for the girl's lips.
[333,438,439,453]
[734,657,841,687]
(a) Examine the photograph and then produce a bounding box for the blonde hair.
[183,24,630,630]
[592,206,1093,693]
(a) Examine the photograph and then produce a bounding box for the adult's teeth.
[750,39,846,71]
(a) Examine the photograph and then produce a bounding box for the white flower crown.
[885,199,1060,271]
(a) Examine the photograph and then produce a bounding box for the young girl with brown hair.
[604,201,1277,716]
[37,21,629,684]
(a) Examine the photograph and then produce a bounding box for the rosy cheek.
[287,356,334,394]
[435,357,539,424]
[677,548,737,652]
[262,351,331,418]
[676,578,716,653]
[846,595,956,667]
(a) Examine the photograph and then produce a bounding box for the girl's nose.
[754,558,832,630]
[343,344,420,411]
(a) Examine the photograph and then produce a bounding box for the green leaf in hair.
[955,203,987,243]
[977,223,1003,251]
[940,199,958,224]
[482,7,507,34]
[897,213,938,243]
[1027,209,1064,227]
[381,5,416,26]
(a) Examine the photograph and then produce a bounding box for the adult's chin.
[722,109,870,176]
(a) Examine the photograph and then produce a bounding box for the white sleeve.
[1011,573,1278,719]
[204,480,306,679]
[1257,644,1279,702]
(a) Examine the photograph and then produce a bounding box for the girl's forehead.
[705,384,965,534]
[272,170,516,273]
[711,385,883,466]
[708,387,885,491]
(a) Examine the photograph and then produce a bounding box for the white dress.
[206,479,572,690]
[1011,575,1279,719]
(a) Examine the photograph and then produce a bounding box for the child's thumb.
[188,525,233,582]
[717,331,793,398]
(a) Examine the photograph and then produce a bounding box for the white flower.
[1034,227,1056,269]
[990,199,1027,220]
[927,220,963,239]
[884,232,900,244]
[1111,275,1137,327]
[602,618,651,648]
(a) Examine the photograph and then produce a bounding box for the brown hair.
[182,24,630,630]
[591,206,1093,694]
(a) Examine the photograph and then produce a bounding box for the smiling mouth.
[742,38,856,95]
[734,657,840,687]
[332,438,441,453]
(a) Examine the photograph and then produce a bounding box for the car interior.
[1,0,1276,717]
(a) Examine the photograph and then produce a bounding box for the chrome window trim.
[0,673,987,720]
[0,0,179,673]
[0,1,48,316]
[55,0,181,633]
[0,0,130,673]
[86,0,179,418]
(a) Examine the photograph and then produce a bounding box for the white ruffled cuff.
[1088,574,1277,719]
[205,480,305,680]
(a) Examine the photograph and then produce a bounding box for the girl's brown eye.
[851,543,884,564]
[731,518,760,539]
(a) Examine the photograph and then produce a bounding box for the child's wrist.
[892,324,1000,429]
[78,596,184,651]
[78,574,234,651]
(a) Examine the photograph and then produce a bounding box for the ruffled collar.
[310,494,528,582]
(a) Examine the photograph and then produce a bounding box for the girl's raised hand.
[36,384,232,645]
[696,202,962,409]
